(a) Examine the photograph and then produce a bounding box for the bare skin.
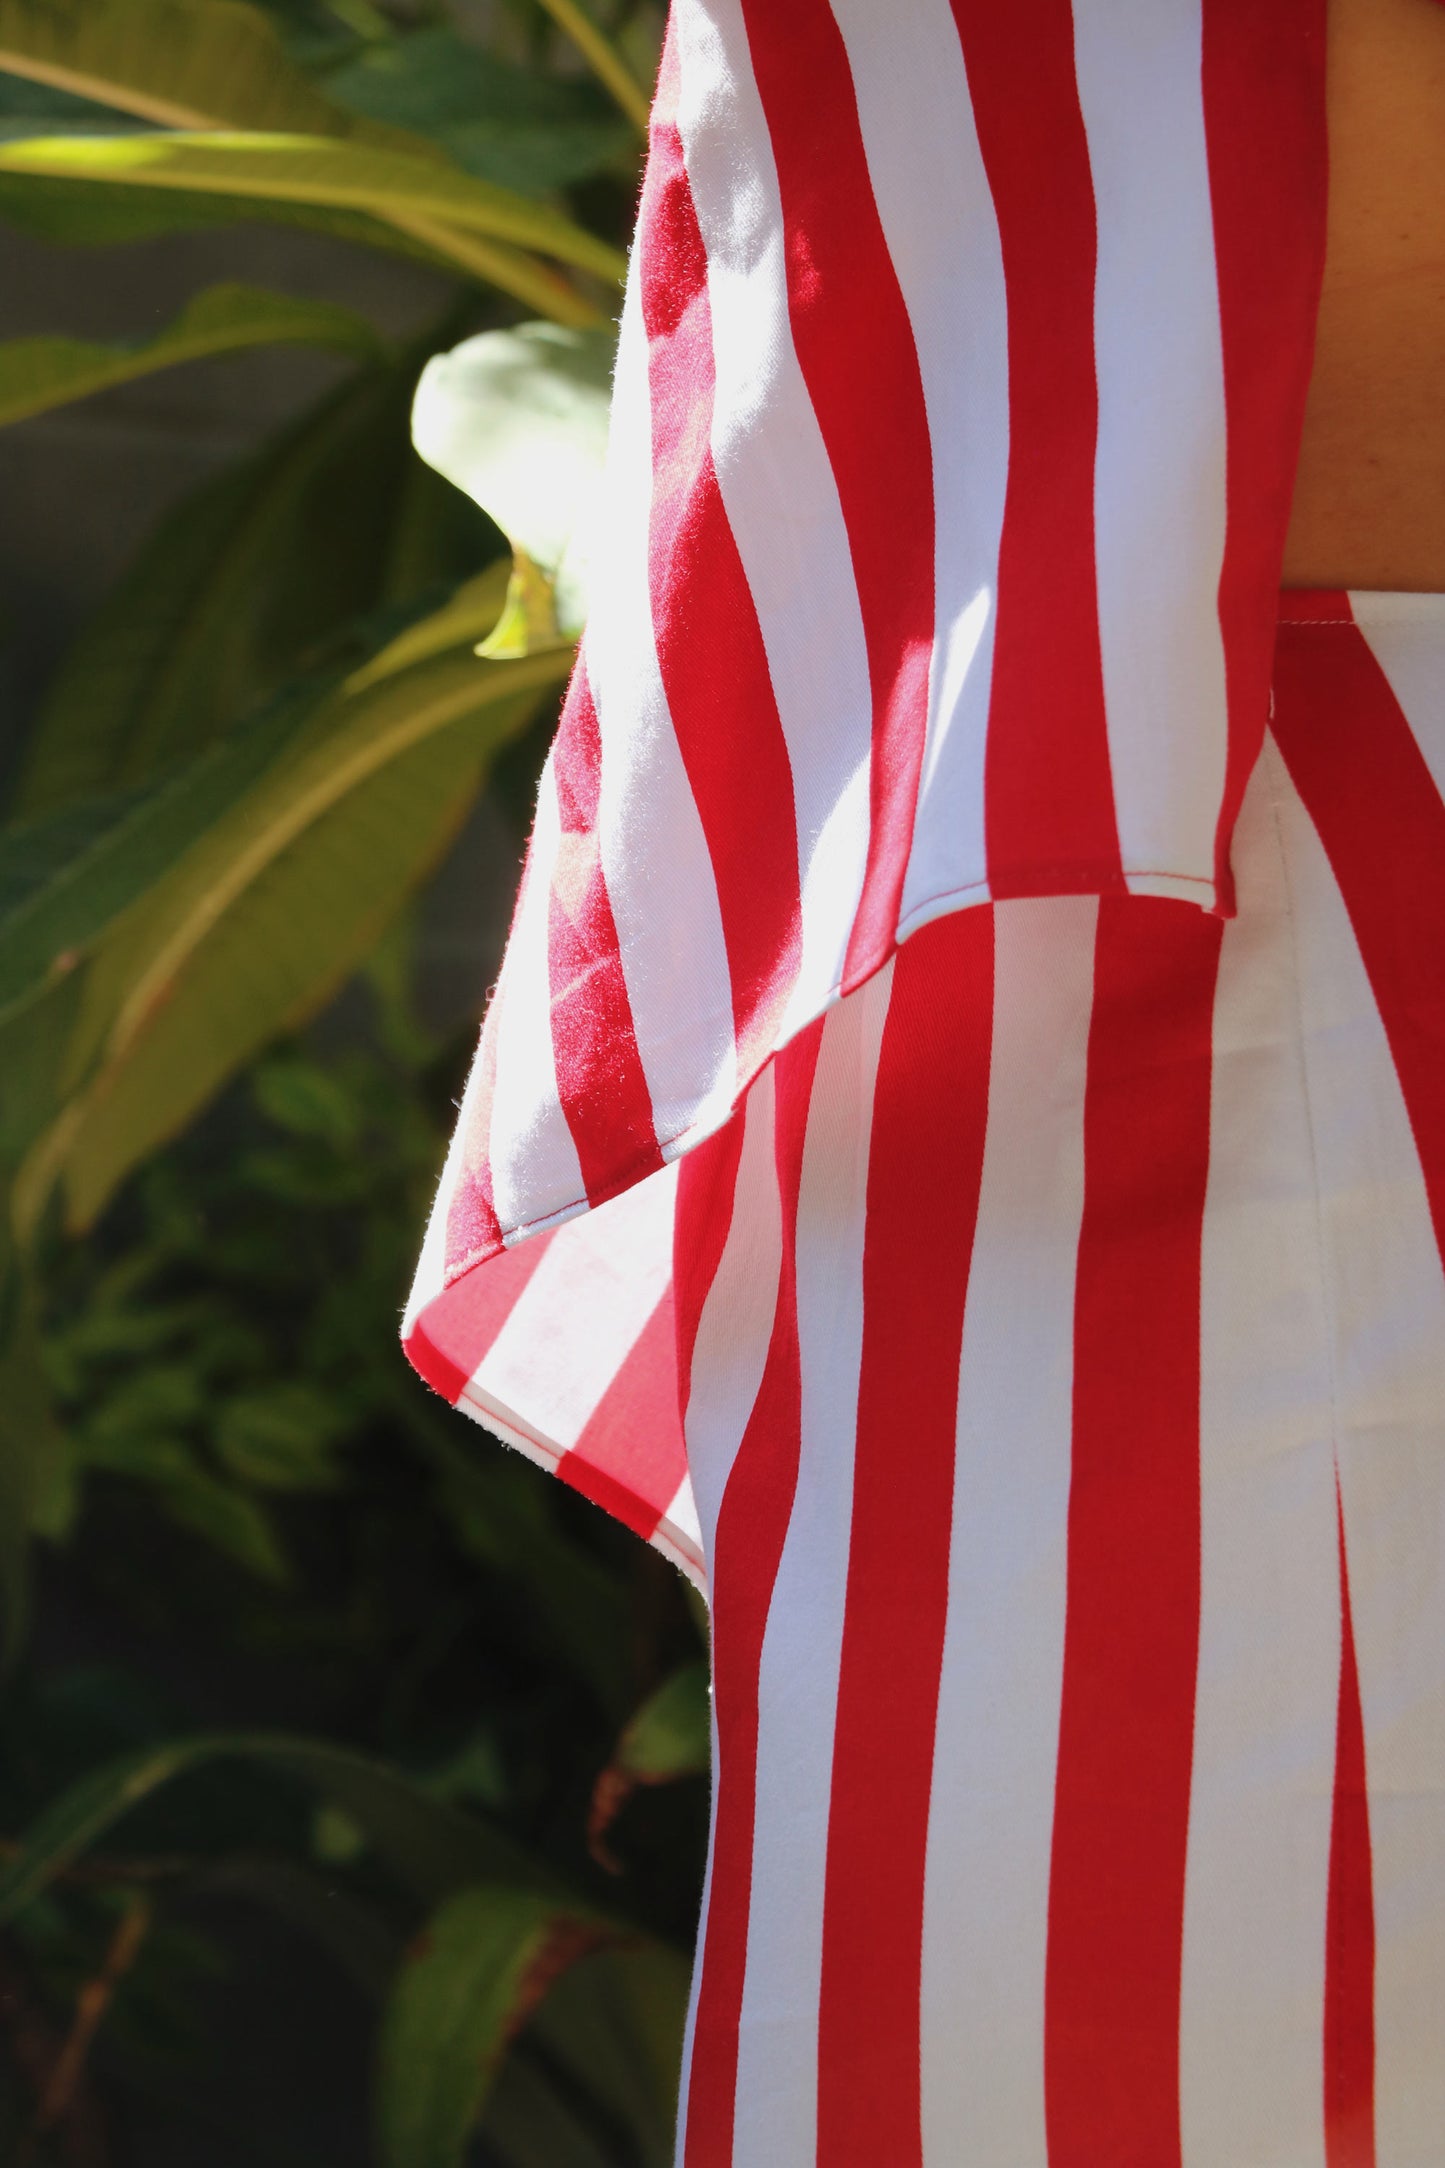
[1282,0,1445,591]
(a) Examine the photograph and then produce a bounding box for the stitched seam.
[442,861,1222,1275]
[1263,732,1346,1487]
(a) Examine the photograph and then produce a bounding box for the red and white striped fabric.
[403,2,1445,2158]
[404,0,1326,1300]
[664,589,1445,2166]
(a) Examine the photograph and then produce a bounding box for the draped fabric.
[403,3,1445,2159]
[404,0,1327,1300]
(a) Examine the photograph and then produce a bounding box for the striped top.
[406,0,1327,1317]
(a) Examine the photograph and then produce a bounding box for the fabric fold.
[404,0,1329,1579]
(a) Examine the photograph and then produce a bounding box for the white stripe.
[404,1017,491,1331]
[823,0,1009,934]
[469,1159,677,1453]
[1181,740,1339,2168]
[585,274,739,1152]
[920,897,1095,2166]
[1353,594,1445,810]
[661,1472,704,1575]
[674,0,873,1041]
[674,1071,784,2165]
[486,760,587,1237]
[731,960,892,2166]
[1071,0,1229,887]
[1275,737,1445,2168]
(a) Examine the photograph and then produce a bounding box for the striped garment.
[403,4,1445,2160]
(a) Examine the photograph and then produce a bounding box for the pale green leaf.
[0,0,616,309]
[26,638,567,1229]
[0,165,464,269]
[412,321,614,653]
[344,566,508,693]
[376,1884,608,2168]
[0,130,627,281]
[0,0,431,147]
[0,279,380,428]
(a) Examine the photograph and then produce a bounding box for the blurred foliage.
[0,2,709,2162]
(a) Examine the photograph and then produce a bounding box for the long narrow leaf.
[0,1732,573,1922]
[16,357,436,812]
[529,0,651,134]
[0,690,301,1029]
[26,639,566,1228]
[0,131,627,280]
[0,279,380,428]
[0,0,432,149]
[376,1886,611,2168]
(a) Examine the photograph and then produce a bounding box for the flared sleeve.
[403,0,1328,1585]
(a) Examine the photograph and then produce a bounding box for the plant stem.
[530,0,652,134]
[381,211,605,326]
[33,1896,152,2139]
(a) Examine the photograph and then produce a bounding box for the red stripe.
[1272,613,1445,1270]
[948,0,1122,895]
[672,1104,747,1411]
[637,39,801,1070]
[679,1026,823,2168]
[738,0,935,984]
[1201,0,1328,910]
[1325,1491,1377,2168]
[405,1228,553,1405]
[444,1000,505,1274]
[560,1289,684,1539]
[548,663,663,1200]
[1045,895,1221,2168]
[816,911,994,2165]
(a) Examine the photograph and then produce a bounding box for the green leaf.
[412,321,614,655]
[0,165,463,268]
[588,1663,710,1871]
[15,355,468,814]
[515,1943,689,2165]
[157,1463,291,1580]
[344,569,509,693]
[0,1245,64,1664]
[0,279,381,428]
[529,0,652,135]
[197,1854,401,2001]
[0,131,626,306]
[614,1663,710,1785]
[0,0,426,145]
[24,630,567,1230]
[376,1884,609,2168]
[250,1053,360,1144]
[0,1731,570,1923]
[0,0,619,311]
[322,28,633,197]
[0,693,303,1030]
[213,1381,346,1490]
